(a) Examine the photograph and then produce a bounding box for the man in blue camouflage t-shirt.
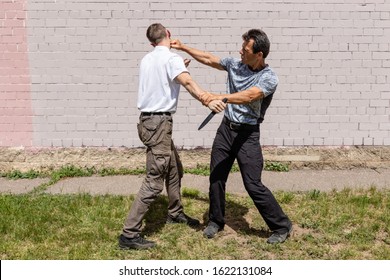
[171,29,292,244]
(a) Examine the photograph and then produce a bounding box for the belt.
[141,112,171,116]
[224,117,259,132]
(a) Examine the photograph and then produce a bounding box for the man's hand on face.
[170,39,183,50]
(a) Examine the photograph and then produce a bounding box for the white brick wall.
[3,0,389,148]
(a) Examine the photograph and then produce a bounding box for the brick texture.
[0,0,33,146]
[1,0,389,148]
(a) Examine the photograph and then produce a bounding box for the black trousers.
[209,119,291,234]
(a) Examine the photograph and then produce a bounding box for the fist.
[170,39,183,50]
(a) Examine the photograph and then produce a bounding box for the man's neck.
[248,60,266,72]
[155,38,171,49]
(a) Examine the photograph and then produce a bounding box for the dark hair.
[146,23,167,45]
[242,29,270,58]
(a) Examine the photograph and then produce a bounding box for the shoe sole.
[119,243,156,250]
[203,233,216,239]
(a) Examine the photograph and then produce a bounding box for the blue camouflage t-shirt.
[220,57,278,125]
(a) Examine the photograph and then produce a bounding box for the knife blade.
[198,98,228,130]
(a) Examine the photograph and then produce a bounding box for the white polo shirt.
[137,46,188,113]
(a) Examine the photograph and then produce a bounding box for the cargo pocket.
[138,116,162,146]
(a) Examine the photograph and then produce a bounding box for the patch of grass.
[182,187,202,199]
[307,189,322,200]
[1,188,389,260]
[264,161,289,172]
[1,161,289,184]
[184,161,289,176]
[184,161,286,176]
[184,163,210,176]
[50,165,95,182]
[1,169,44,180]
[98,167,147,176]
[183,163,240,176]
[278,192,295,204]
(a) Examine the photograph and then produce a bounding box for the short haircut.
[242,29,270,58]
[146,23,167,45]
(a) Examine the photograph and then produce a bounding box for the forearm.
[208,90,264,105]
[182,79,206,102]
[179,45,223,70]
[222,91,264,104]
[180,45,209,63]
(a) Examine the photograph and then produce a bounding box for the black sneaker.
[166,212,200,227]
[118,234,156,250]
[266,225,293,244]
[203,221,222,239]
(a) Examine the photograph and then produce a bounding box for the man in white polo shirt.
[119,23,226,250]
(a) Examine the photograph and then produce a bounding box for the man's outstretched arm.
[175,72,226,112]
[171,39,224,71]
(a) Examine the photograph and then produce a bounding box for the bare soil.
[1,146,389,172]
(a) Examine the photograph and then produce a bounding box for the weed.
[50,165,95,182]
[1,169,43,180]
[98,167,146,176]
[1,160,289,183]
[264,161,289,172]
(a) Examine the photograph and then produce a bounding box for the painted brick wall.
[0,0,33,146]
[1,0,389,148]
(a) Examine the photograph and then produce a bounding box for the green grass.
[1,165,388,259]
[0,166,147,180]
[184,161,289,175]
[264,161,289,172]
[1,187,389,260]
[0,160,289,181]
[1,169,44,180]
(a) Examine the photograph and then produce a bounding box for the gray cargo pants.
[122,113,183,238]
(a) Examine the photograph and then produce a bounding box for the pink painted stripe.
[0,0,33,147]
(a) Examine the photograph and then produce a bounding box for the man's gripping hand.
[199,92,218,106]
[208,99,227,113]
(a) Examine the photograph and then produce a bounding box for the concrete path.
[0,178,49,194]
[2,168,389,195]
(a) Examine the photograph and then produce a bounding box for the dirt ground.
[1,146,389,172]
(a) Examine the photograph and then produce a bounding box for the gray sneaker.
[118,234,156,250]
[267,225,293,244]
[203,221,222,239]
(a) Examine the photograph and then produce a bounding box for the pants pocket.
[137,116,162,146]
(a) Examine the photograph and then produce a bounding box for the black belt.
[224,117,259,131]
[141,112,171,116]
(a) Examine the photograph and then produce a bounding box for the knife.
[198,98,228,130]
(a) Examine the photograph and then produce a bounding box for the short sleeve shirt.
[137,46,187,113]
[220,57,278,125]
